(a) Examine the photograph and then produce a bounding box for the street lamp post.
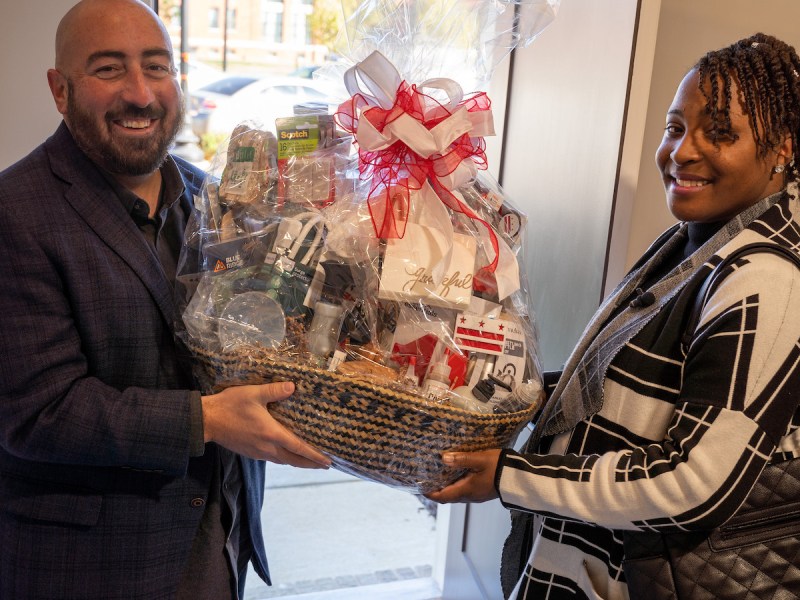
[223,0,229,71]
[171,0,206,163]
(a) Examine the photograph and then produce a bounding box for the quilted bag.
[622,458,800,599]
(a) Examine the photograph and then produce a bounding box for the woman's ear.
[777,133,794,168]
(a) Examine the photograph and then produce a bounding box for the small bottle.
[403,356,419,388]
[472,373,512,403]
[449,387,493,413]
[490,380,544,414]
[307,301,345,357]
[422,351,452,402]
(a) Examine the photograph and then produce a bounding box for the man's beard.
[66,84,184,176]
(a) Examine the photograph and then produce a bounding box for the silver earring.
[774,164,786,174]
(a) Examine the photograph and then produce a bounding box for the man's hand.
[425,449,502,504]
[201,382,331,469]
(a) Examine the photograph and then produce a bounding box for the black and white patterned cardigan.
[498,192,800,600]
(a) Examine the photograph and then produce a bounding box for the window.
[208,7,220,30]
[290,1,313,45]
[226,8,237,31]
[262,1,284,43]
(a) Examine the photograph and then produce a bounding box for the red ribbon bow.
[335,81,499,272]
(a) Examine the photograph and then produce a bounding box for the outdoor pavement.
[243,463,439,599]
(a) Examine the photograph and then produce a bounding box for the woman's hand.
[426,449,503,503]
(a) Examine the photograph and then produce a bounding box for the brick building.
[166,0,330,75]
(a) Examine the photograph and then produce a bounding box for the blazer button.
[190,497,206,508]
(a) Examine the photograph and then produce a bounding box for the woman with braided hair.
[428,33,800,600]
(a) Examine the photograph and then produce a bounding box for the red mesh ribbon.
[336,82,499,271]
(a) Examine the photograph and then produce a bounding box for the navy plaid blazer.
[0,123,269,598]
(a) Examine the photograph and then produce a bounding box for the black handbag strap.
[682,242,800,353]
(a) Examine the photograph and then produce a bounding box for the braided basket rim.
[187,340,537,425]
[187,340,538,491]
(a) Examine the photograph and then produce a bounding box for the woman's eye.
[664,124,683,136]
[708,128,737,141]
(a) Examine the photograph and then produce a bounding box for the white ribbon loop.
[357,106,475,160]
[418,77,464,110]
[343,51,402,109]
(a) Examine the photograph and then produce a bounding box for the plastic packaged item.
[219,125,278,206]
[276,115,339,208]
[449,388,494,413]
[217,291,286,351]
[472,373,512,403]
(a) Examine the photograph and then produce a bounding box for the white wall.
[0,0,157,171]
[624,0,800,272]
[0,1,75,170]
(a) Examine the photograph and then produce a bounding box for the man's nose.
[121,68,157,107]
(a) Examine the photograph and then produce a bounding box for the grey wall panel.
[500,0,640,370]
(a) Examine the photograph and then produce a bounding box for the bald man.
[0,1,327,598]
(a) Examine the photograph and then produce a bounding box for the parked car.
[173,55,224,92]
[288,65,321,79]
[190,75,336,138]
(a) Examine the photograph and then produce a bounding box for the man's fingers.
[246,382,330,466]
[269,445,331,469]
[271,426,331,467]
[257,381,295,404]
[289,440,330,468]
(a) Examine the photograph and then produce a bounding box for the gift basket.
[176,0,560,494]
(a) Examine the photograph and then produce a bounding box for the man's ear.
[47,69,69,115]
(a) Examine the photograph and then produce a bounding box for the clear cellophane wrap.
[176,0,560,494]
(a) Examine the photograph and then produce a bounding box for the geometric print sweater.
[497,195,800,600]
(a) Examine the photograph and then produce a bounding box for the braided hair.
[695,33,800,183]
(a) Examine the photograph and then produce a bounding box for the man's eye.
[94,65,123,79]
[145,63,174,79]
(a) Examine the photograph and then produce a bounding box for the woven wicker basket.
[189,341,538,493]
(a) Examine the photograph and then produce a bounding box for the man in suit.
[0,1,329,598]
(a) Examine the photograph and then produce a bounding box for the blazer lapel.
[46,124,178,327]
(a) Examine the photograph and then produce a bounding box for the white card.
[378,222,476,309]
